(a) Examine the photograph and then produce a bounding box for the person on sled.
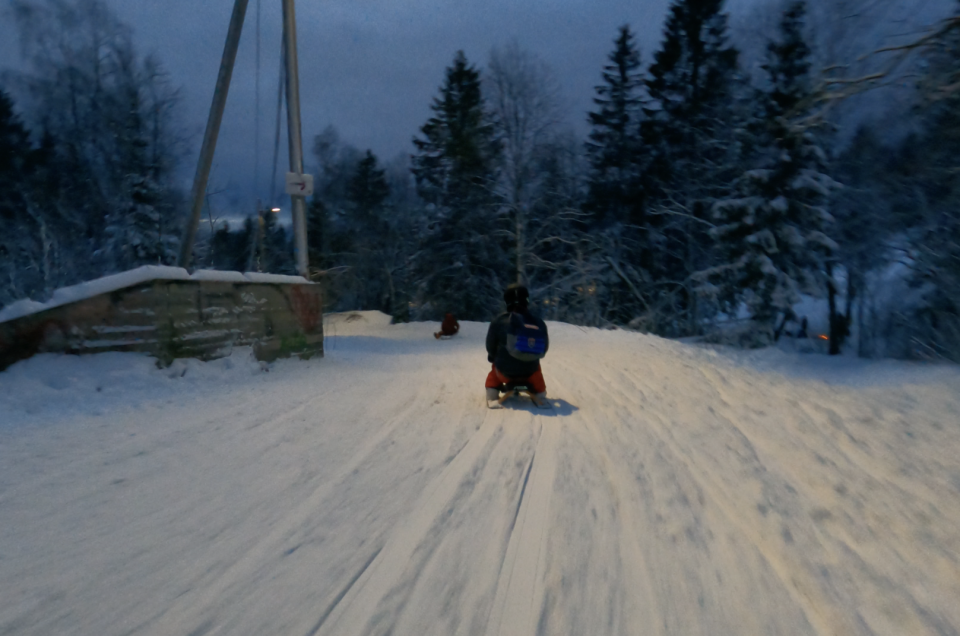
[434,313,460,339]
[485,283,549,402]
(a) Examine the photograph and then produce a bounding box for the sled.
[489,382,549,409]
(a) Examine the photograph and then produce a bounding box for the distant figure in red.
[435,313,459,339]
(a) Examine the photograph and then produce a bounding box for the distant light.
[270,208,281,213]
[819,334,829,340]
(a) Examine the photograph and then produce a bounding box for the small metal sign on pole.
[285,173,314,197]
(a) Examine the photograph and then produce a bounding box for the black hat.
[504,283,529,308]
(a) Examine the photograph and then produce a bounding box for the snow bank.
[189,269,248,283]
[323,310,394,336]
[0,266,312,324]
[242,272,310,285]
[0,347,272,421]
[708,340,960,388]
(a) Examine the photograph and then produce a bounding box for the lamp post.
[281,0,310,279]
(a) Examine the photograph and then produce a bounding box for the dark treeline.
[2,0,959,360]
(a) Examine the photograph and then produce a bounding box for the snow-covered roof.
[0,266,312,325]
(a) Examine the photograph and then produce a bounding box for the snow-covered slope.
[1,312,959,636]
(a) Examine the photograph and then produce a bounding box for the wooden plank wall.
[0,279,323,371]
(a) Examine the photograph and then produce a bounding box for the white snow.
[1,311,959,635]
[189,269,248,283]
[0,266,312,324]
[242,272,311,285]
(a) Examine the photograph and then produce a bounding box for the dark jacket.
[486,310,549,379]
[440,313,459,336]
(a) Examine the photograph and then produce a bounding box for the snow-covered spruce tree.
[0,88,41,306]
[903,3,960,360]
[411,51,504,320]
[104,171,168,271]
[585,25,646,229]
[102,69,180,271]
[310,125,362,308]
[581,26,652,325]
[348,150,390,227]
[641,0,743,336]
[702,1,839,346]
[341,150,394,311]
[306,197,329,275]
[11,0,185,277]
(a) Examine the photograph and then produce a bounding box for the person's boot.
[533,391,547,406]
[486,388,500,401]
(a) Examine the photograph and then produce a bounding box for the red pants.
[485,363,546,393]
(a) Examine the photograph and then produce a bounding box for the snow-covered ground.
[2,312,959,636]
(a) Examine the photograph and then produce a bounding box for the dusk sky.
[3,0,941,217]
[0,0,769,215]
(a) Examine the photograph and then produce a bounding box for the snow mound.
[323,311,393,335]
[189,269,248,283]
[242,272,310,285]
[706,341,960,388]
[0,347,269,421]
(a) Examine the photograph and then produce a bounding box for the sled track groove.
[316,407,507,635]
[304,546,383,636]
[548,362,662,634]
[143,378,441,631]
[509,451,537,536]
[485,413,557,636]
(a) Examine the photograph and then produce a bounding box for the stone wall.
[0,278,323,371]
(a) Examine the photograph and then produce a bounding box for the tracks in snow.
[315,402,560,636]
[484,417,556,636]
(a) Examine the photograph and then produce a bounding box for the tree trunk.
[845,268,858,356]
[827,261,841,355]
[515,205,524,284]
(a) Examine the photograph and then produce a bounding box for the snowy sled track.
[484,415,556,636]
[1,313,960,635]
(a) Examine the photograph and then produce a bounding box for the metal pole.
[281,0,310,278]
[178,0,250,269]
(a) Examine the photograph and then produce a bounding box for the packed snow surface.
[2,312,959,635]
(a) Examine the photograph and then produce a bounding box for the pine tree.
[306,196,328,274]
[11,0,184,280]
[102,99,173,271]
[412,51,500,211]
[0,89,37,306]
[641,0,743,335]
[0,90,32,181]
[585,25,646,228]
[343,150,393,310]
[105,171,167,270]
[348,150,390,225]
[411,51,504,319]
[904,3,960,360]
[704,1,838,342]
[643,0,740,194]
